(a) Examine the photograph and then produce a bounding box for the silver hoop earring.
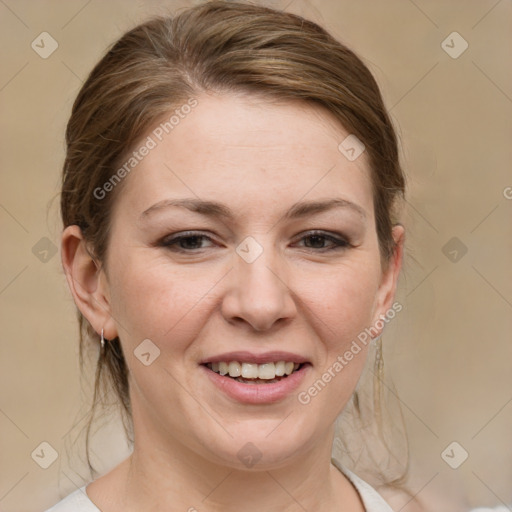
[370,333,382,344]
[100,328,105,350]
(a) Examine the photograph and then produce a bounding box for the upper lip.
[199,351,310,365]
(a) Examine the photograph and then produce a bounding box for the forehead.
[112,92,374,222]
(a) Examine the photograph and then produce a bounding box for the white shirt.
[469,509,511,512]
[44,459,394,511]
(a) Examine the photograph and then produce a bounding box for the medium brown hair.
[61,0,406,487]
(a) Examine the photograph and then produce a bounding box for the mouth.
[199,351,311,403]
[202,361,307,384]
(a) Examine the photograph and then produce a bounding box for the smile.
[200,360,311,404]
[204,361,303,383]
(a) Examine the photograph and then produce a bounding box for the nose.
[221,245,297,332]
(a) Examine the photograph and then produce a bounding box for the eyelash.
[159,230,350,253]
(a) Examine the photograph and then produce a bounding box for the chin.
[198,425,314,471]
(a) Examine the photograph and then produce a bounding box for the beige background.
[1,0,511,511]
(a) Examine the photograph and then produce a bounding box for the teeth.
[258,362,276,379]
[208,360,303,380]
[219,362,229,376]
[241,363,259,379]
[228,361,241,377]
[275,361,286,376]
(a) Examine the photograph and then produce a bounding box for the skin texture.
[61,91,404,512]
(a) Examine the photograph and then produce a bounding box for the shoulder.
[470,508,512,512]
[331,458,395,512]
[344,469,396,512]
[44,486,100,512]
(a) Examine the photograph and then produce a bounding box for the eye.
[295,231,350,251]
[160,232,215,252]
[158,230,351,254]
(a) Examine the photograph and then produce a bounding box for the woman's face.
[95,92,403,468]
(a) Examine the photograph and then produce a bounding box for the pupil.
[182,236,202,249]
[307,235,324,248]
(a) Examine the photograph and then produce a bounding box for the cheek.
[302,260,380,348]
[108,253,216,351]
[296,265,379,418]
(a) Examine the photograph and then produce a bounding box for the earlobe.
[370,224,405,332]
[61,225,117,340]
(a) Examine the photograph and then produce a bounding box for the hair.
[61,0,408,492]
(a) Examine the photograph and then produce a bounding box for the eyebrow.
[139,197,367,222]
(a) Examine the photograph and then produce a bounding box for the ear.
[370,224,405,335]
[61,225,118,340]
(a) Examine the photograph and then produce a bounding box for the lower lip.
[200,364,311,404]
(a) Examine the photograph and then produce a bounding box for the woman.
[48,1,407,510]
